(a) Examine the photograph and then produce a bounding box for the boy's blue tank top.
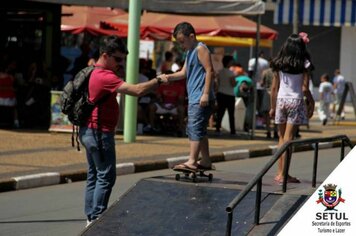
[185,42,215,104]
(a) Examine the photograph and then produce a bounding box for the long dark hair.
[270,33,314,74]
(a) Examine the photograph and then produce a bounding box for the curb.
[0,140,352,193]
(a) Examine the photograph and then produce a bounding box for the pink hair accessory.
[299,32,310,44]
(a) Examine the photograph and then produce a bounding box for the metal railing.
[225,135,354,236]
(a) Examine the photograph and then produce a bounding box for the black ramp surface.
[82,179,281,236]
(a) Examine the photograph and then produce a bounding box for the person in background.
[332,69,346,119]
[318,73,333,125]
[60,35,82,86]
[145,59,157,80]
[137,59,154,132]
[160,51,174,74]
[248,51,269,123]
[261,65,278,139]
[158,22,215,170]
[70,43,90,77]
[24,59,51,128]
[215,55,236,135]
[233,65,253,132]
[147,73,186,136]
[269,32,315,184]
[0,58,19,128]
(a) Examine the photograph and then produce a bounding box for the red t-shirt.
[0,72,16,99]
[86,66,124,132]
[157,82,185,104]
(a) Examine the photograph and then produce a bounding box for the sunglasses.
[110,54,125,63]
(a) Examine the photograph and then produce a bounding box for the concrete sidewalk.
[1,106,355,192]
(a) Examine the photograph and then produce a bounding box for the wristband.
[156,77,163,85]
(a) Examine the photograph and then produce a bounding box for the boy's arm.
[197,45,214,107]
[158,61,187,82]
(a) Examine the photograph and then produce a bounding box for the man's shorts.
[275,98,308,125]
[186,103,213,141]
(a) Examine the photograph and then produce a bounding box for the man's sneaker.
[86,220,91,228]
[86,218,98,228]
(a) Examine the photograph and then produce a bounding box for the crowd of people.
[0,35,347,137]
[134,51,347,140]
[0,51,52,129]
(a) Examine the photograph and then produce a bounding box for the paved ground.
[0,104,355,192]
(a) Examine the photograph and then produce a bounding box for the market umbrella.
[101,11,278,42]
[61,6,126,36]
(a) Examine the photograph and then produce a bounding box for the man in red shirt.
[79,35,166,227]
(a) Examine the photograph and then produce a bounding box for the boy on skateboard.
[158,22,215,171]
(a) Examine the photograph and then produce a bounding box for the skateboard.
[173,166,214,182]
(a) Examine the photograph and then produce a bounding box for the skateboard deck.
[173,166,214,182]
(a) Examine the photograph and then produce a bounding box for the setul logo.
[316,183,345,211]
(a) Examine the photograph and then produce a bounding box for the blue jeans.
[186,103,213,141]
[79,127,116,221]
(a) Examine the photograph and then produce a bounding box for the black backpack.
[61,66,96,126]
[61,66,107,151]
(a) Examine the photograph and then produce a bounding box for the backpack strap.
[71,125,75,148]
[75,126,80,151]
[71,125,81,151]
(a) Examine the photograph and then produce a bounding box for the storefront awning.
[274,0,356,27]
[27,0,266,15]
[102,12,278,40]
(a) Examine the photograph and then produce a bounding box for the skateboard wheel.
[175,174,180,181]
[208,173,213,182]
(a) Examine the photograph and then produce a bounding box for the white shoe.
[86,220,92,228]
[86,218,98,228]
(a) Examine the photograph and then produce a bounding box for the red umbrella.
[61,6,126,36]
[101,12,278,40]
